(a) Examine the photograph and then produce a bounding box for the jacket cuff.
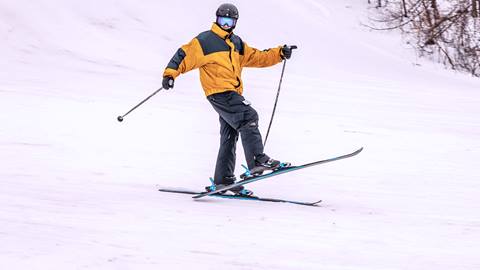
[278,46,286,60]
[163,68,179,79]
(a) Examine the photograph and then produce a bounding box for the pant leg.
[208,91,265,171]
[238,108,264,169]
[213,116,239,185]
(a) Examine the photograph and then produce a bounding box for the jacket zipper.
[227,38,241,88]
[228,43,235,72]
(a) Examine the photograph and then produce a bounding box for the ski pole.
[263,45,297,147]
[117,87,163,122]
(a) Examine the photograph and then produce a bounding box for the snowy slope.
[1,0,480,269]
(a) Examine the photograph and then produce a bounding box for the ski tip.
[352,147,364,155]
[311,200,323,206]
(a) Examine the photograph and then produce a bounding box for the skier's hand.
[162,76,174,90]
[281,45,293,60]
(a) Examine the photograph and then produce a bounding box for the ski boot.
[240,154,291,179]
[205,176,254,196]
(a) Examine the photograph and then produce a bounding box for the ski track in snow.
[1,0,480,269]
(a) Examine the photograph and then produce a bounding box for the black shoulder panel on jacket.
[167,48,186,70]
[230,34,244,55]
[197,31,230,56]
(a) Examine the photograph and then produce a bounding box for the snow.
[1,0,480,269]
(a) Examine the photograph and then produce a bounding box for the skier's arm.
[163,38,204,79]
[241,42,283,68]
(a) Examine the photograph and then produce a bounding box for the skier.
[162,3,294,195]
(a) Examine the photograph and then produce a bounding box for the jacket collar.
[211,23,233,39]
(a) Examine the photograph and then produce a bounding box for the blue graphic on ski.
[193,147,363,199]
[158,188,321,207]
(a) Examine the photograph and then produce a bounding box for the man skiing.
[162,3,294,196]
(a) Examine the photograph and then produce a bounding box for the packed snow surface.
[1,0,479,269]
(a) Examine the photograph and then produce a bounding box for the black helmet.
[216,3,239,19]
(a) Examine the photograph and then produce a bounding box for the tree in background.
[368,0,384,8]
[367,0,480,77]
[472,0,479,17]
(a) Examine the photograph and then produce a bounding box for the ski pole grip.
[168,78,174,88]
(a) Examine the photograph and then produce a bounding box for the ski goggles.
[217,16,236,29]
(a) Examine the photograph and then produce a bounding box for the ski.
[158,188,321,207]
[193,147,363,199]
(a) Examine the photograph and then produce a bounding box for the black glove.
[281,45,293,60]
[162,76,174,90]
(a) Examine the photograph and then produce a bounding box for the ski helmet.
[216,3,239,19]
[216,3,239,31]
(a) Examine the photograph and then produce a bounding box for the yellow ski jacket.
[163,23,284,96]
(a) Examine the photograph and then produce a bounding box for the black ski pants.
[207,91,264,185]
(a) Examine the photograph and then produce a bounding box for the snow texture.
[1,0,479,269]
